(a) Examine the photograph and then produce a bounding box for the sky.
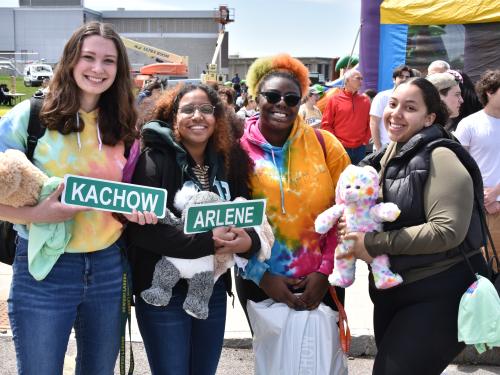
[3,0,361,58]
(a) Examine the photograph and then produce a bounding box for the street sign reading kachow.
[62,175,167,218]
[184,199,266,234]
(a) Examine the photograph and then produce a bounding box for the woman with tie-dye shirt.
[0,22,137,375]
[235,54,350,320]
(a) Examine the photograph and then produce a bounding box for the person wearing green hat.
[299,86,323,128]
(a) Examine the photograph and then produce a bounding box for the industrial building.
[0,0,228,79]
[229,55,339,84]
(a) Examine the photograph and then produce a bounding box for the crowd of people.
[0,20,499,375]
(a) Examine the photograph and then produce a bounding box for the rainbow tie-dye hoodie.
[240,114,350,285]
[0,100,127,253]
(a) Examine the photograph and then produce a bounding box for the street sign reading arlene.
[62,174,167,218]
[184,199,266,234]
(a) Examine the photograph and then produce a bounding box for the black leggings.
[369,254,487,375]
[234,274,345,332]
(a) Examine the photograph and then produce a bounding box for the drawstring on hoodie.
[271,149,287,214]
[76,112,103,151]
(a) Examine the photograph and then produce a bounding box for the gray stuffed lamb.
[141,184,274,319]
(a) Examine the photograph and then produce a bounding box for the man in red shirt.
[321,69,371,164]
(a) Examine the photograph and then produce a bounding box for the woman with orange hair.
[235,54,350,326]
[126,83,261,375]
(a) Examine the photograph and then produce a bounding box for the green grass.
[1,75,39,115]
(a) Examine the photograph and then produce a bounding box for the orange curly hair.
[246,53,310,98]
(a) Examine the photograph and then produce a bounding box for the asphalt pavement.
[1,262,500,374]
[1,336,500,375]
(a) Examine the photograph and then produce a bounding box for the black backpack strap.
[26,97,46,162]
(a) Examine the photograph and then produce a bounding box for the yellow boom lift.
[121,36,189,87]
[120,37,188,66]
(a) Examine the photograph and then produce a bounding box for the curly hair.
[217,86,236,105]
[40,22,138,148]
[475,69,500,106]
[246,54,309,98]
[153,83,233,173]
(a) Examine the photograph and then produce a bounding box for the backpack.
[0,97,46,265]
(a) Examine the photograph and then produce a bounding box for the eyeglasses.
[178,104,215,116]
[260,91,301,107]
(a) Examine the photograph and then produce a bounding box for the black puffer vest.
[361,125,485,273]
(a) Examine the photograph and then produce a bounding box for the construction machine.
[201,5,234,85]
[121,36,189,87]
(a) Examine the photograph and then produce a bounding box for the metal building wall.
[1,6,227,79]
[19,0,82,5]
[13,8,83,64]
[0,9,15,52]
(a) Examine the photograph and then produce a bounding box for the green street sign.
[62,174,167,218]
[184,199,266,234]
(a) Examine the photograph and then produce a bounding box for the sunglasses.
[178,104,215,116]
[260,91,301,107]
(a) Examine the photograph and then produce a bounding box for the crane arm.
[211,31,226,65]
[121,36,188,65]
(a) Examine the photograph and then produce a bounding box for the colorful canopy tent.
[360,0,500,92]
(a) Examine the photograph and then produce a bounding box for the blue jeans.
[8,237,124,375]
[346,145,367,165]
[136,278,227,375]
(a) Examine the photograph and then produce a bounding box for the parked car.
[23,63,53,87]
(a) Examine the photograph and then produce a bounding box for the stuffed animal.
[315,165,403,289]
[0,149,48,224]
[141,184,274,319]
[0,149,72,281]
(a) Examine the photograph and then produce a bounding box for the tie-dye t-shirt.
[0,99,126,253]
[240,115,350,285]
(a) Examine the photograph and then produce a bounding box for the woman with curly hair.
[235,54,350,337]
[126,83,261,375]
[0,22,137,374]
[217,85,236,112]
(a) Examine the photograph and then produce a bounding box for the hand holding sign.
[33,182,89,224]
[214,227,252,255]
[124,209,159,225]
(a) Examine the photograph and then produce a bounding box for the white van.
[23,63,53,87]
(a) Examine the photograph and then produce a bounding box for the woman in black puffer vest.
[339,78,488,375]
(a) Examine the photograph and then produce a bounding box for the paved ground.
[0,336,499,375]
[1,262,500,374]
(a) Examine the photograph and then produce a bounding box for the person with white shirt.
[455,69,500,255]
[369,65,413,152]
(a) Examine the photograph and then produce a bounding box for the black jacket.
[361,125,485,273]
[126,120,260,296]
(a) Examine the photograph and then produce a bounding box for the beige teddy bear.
[0,149,48,224]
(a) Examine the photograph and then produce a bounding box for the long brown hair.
[153,84,233,172]
[40,22,137,147]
